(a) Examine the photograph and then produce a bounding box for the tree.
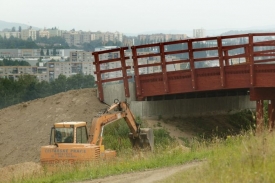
[46,49,49,56]
[51,74,67,93]
[53,48,57,56]
[40,49,44,56]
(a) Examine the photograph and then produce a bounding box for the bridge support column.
[256,100,264,133]
[268,100,275,132]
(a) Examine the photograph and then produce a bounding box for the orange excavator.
[40,100,154,164]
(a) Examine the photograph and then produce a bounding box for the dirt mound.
[0,88,108,168]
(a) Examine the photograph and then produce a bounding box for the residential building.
[21,28,37,40]
[0,65,48,82]
[193,29,206,38]
[39,29,50,38]
[47,28,63,37]
[138,33,187,43]
[0,31,21,39]
[70,50,94,62]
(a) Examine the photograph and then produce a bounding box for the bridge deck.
[93,33,275,101]
[92,32,275,131]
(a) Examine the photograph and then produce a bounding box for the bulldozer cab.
[49,122,89,145]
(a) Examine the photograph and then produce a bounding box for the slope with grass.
[0,88,259,183]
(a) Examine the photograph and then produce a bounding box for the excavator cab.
[49,122,88,145]
[40,100,154,164]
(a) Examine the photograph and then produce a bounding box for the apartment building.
[21,28,37,40]
[0,49,20,57]
[138,33,187,42]
[0,49,76,58]
[0,31,21,39]
[0,65,48,82]
[193,29,206,38]
[70,50,94,62]
[63,30,92,46]
[47,28,63,37]
[39,29,50,38]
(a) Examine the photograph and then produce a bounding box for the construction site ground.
[0,88,240,182]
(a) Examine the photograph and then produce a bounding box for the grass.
[160,129,275,183]
[17,143,207,183]
[14,119,207,183]
[11,111,275,183]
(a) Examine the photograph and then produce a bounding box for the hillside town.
[0,27,206,82]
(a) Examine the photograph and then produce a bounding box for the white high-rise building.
[193,29,206,38]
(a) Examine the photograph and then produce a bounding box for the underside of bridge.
[93,32,275,132]
[251,88,275,132]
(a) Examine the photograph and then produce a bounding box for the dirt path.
[77,161,202,183]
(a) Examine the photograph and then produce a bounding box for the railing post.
[188,39,196,90]
[217,37,225,87]
[131,46,142,98]
[248,34,255,86]
[224,50,229,66]
[119,48,130,98]
[93,52,104,102]
[160,43,169,93]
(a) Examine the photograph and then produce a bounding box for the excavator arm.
[88,100,154,150]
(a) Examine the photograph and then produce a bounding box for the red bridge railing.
[93,33,275,102]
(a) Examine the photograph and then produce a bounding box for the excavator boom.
[89,100,154,150]
[40,100,154,164]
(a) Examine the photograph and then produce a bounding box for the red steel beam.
[217,37,225,87]
[136,53,160,59]
[120,48,130,98]
[96,56,130,64]
[131,46,142,97]
[249,34,255,86]
[92,52,104,101]
[224,50,229,66]
[160,43,169,93]
[96,66,131,74]
[250,88,275,101]
[188,39,196,90]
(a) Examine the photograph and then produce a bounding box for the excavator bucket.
[128,128,154,151]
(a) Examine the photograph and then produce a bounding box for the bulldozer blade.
[129,128,154,151]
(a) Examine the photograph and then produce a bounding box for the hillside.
[0,88,108,168]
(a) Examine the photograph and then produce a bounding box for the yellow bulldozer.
[40,100,154,164]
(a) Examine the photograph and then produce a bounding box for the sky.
[1,0,275,35]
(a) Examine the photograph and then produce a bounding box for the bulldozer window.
[76,126,88,143]
[55,128,74,143]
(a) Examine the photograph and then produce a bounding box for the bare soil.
[0,88,237,182]
[0,88,108,168]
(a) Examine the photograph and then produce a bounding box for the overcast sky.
[1,0,275,35]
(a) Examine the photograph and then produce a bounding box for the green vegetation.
[17,119,202,183]
[0,58,30,66]
[0,36,38,49]
[9,112,275,183]
[0,74,95,109]
[160,130,275,183]
[35,36,69,49]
